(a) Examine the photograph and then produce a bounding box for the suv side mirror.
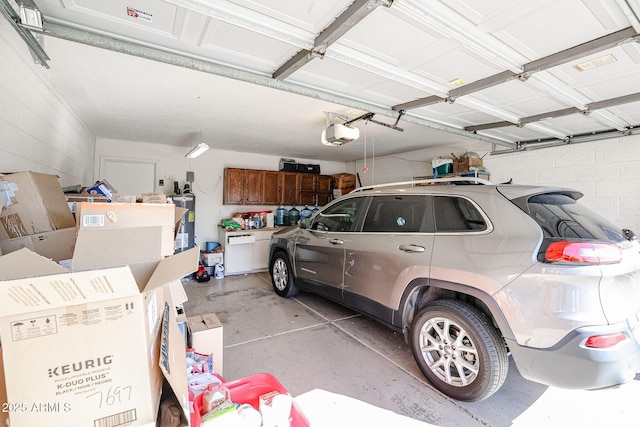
[300,217,311,229]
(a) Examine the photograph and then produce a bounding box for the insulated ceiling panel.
[8,0,640,162]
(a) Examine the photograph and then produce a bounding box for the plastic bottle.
[253,213,262,229]
[275,205,288,226]
[203,383,230,414]
[300,205,313,219]
[288,205,300,225]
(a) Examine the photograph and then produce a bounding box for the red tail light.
[545,241,622,264]
[585,333,626,348]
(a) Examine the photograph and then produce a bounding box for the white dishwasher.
[224,233,256,275]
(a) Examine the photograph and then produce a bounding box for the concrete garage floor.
[182,272,640,427]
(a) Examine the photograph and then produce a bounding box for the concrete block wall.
[484,136,640,233]
[0,17,94,186]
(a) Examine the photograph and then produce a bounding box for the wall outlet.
[159,179,164,186]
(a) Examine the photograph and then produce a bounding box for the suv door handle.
[329,239,344,245]
[399,244,426,253]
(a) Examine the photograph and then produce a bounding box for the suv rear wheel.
[410,299,508,401]
[270,252,299,297]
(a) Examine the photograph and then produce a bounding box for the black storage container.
[279,158,297,172]
[297,163,320,174]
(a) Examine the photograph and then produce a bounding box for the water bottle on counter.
[253,213,262,229]
[275,205,288,226]
[300,205,313,219]
[288,205,300,225]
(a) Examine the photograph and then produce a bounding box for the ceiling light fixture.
[185,142,209,158]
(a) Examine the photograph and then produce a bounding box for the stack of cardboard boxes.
[0,171,200,427]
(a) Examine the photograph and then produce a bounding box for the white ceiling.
[6,0,640,162]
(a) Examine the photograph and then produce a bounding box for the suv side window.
[311,197,366,232]
[433,195,487,232]
[362,195,428,232]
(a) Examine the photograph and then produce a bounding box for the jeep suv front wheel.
[410,299,508,401]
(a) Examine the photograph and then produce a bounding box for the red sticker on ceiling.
[126,7,153,22]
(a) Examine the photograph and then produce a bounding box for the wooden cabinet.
[224,168,333,206]
[223,168,263,205]
[298,174,332,207]
[281,172,298,205]
[262,171,281,205]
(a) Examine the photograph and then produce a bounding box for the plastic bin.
[191,373,309,427]
[431,158,453,176]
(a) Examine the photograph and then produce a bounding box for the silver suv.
[268,177,640,401]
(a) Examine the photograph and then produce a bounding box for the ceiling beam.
[523,26,637,74]
[273,0,393,80]
[467,91,640,131]
[42,20,516,149]
[0,0,49,67]
[396,27,638,112]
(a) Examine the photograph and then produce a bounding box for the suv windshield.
[524,193,626,244]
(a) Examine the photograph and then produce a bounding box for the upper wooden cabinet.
[298,174,332,207]
[223,168,333,206]
[223,168,264,205]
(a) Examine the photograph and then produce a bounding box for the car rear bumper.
[508,322,640,390]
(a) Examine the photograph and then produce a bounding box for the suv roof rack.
[351,176,494,193]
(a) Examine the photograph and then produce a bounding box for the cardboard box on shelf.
[0,172,76,240]
[331,173,356,189]
[188,313,224,375]
[0,245,199,427]
[0,227,76,262]
[454,157,483,173]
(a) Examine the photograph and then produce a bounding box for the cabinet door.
[263,171,281,205]
[281,172,299,205]
[298,174,316,192]
[317,175,332,193]
[223,168,245,204]
[298,192,317,206]
[245,169,263,204]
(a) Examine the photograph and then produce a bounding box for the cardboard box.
[112,194,137,203]
[0,227,76,262]
[454,157,483,173]
[86,180,117,202]
[331,173,356,189]
[75,202,181,258]
[141,192,167,204]
[201,251,224,267]
[188,313,224,375]
[0,246,198,427]
[0,172,76,239]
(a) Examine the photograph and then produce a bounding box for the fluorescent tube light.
[185,143,209,158]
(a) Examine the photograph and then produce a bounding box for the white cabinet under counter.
[221,228,277,275]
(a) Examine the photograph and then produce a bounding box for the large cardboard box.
[188,313,224,375]
[75,203,180,258]
[0,246,198,427]
[331,173,356,189]
[0,227,76,262]
[454,157,483,173]
[0,172,76,239]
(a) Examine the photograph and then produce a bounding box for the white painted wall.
[349,136,640,234]
[0,17,94,186]
[95,138,348,246]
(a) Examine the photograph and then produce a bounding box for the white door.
[99,157,156,196]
